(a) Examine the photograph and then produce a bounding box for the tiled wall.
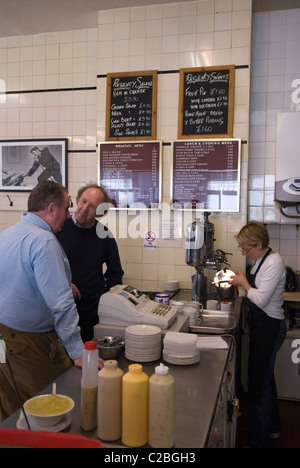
[0,0,252,291]
[249,8,300,271]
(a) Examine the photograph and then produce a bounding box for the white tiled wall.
[249,8,300,270]
[0,0,252,291]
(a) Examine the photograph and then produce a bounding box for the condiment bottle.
[81,341,98,431]
[97,359,123,441]
[148,362,175,448]
[122,363,149,447]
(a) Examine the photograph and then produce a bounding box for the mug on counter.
[170,300,185,315]
[206,300,219,310]
[220,301,233,311]
[183,306,201,326]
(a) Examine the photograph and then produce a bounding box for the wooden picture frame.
[106,70,158,141]
[178,65,235,139]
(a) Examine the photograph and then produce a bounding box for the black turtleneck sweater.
[56,218,124,328]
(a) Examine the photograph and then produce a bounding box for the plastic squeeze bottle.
[148,362,175,448]
[122,363,149,447]
[81,341,98,431]
[97,359,123,441]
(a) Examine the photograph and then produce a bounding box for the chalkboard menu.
[98,141,161,209]
[178,66,235,139]
[106,71,158,141]
[171,139,241,212]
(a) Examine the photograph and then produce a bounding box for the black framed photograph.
[0,139,68,191]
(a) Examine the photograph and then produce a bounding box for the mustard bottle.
[122,363,149,447]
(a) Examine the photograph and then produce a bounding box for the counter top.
[283,292,300,302]
[0,341,233,448]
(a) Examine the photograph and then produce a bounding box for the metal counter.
[0,341,234,448]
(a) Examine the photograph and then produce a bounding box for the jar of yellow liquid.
[122,363,148,447]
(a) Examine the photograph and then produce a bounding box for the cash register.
[94,285,189,340]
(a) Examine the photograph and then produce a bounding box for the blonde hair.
[235,221,269,249]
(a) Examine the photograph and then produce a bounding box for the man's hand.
[74,357,105,370]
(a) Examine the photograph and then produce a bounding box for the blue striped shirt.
[0,212,84,360]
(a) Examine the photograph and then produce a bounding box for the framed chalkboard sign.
[98,141,162,209]
[106,71,158,141]
[171,139,241,212]
[178,65,235,139]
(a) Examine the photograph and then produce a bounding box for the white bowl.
[24,394,75,427]
[164,280,179,291]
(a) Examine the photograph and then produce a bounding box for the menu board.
[98,141,161,209]
[106,71,158,141]
[178,66,235,139]
[171,139,241,212]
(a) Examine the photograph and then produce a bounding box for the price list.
[178,65,235,139]
[99,141,161,209]
[106,71,157,141]
[172,139,241,212]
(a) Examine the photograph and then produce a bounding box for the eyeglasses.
[238,245,256,254]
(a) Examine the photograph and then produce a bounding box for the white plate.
[125,351,161,362]
[17,411,71,432]
[125,324,161,336]
[163,350,200,366]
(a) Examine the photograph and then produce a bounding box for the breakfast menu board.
[98,141,161,209]
[171,139,241,212]
[178,65,235,139]
[106,71,158,141]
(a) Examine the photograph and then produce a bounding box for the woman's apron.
[247,248,281,403]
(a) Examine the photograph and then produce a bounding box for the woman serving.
[230,221,287,448]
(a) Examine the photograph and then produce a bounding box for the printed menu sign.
[171,139,241,212]
[106,71,158,141]
[178,66,235,139]
[98,141,161,209]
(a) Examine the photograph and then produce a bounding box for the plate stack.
[125,324,162,362]
[163,331,200,365]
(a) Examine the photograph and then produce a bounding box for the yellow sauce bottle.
[148,362,175,448]
[122,363,149,447]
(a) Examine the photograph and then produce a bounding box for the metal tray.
[189,309,237,334]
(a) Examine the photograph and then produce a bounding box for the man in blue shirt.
[0,181,103,422]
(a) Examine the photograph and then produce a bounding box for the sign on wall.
[106,71,158,141]
[178,65,235,139]
[171,139,241,212]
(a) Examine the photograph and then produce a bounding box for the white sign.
[144,230,158,249]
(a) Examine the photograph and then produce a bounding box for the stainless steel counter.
[0,341,234,448]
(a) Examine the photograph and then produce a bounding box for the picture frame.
[0,139,68,191]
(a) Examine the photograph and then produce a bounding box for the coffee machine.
[186,213,235,304]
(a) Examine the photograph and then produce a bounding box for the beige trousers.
[0,323,72,423]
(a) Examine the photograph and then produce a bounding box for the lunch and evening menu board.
[98,141,161,209]
[171,139,241,212]
[178,66,235,139]
[106,71,158,141]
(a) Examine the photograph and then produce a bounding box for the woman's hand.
[230,270,251,292]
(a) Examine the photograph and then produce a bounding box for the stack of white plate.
[163,331,200,366]
[125,324,162,362]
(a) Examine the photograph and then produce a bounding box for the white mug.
[220,301,232,311]
[170,300,185,315]
[183,306,200,326]
[206,300,219,310]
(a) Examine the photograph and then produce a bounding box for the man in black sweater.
[56,185,124,342]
